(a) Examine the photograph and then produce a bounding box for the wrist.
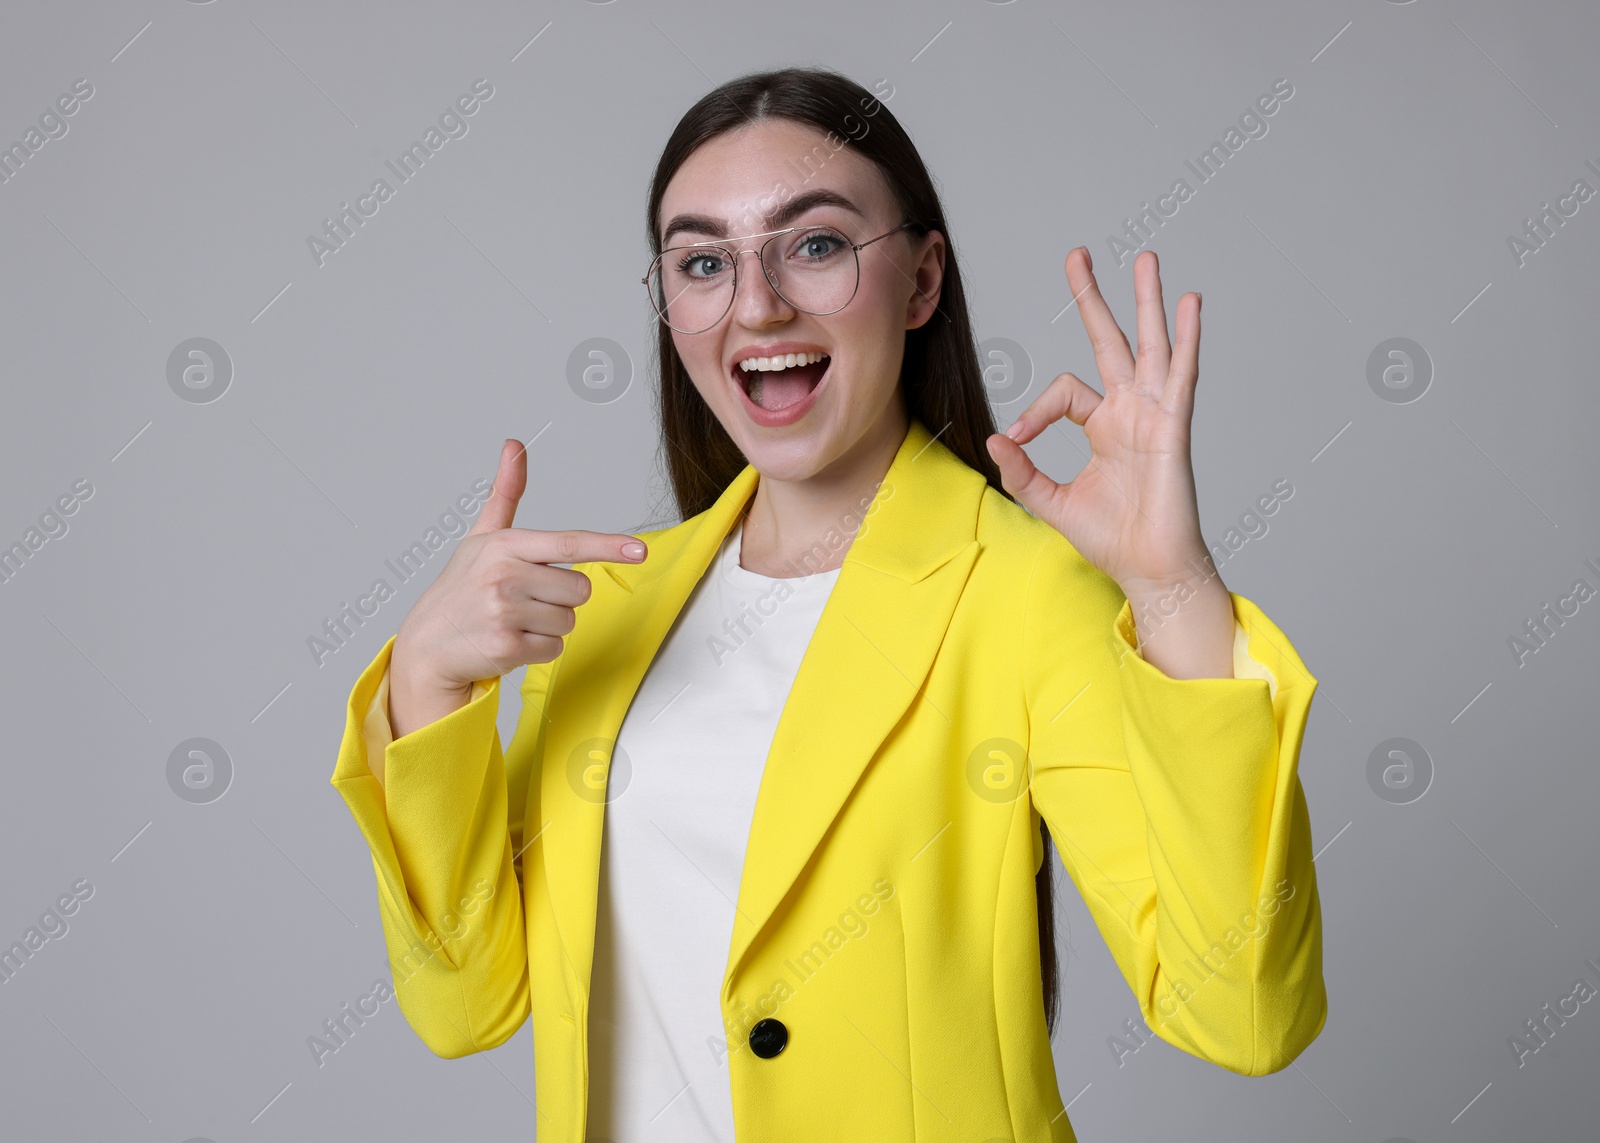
[1118,551,1227,616]
[1122,577,1235,681]
[390,629,472,704]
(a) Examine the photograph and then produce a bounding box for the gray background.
[1,0,1595,1139]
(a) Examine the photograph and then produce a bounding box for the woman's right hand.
[386,438,648,739]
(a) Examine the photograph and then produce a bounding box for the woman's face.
[656,118,945,483]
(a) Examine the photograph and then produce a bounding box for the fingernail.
[622,541,645,560]
[1005,421,1023,441]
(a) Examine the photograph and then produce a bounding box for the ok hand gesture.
[985,247,1211,599]
[985,246,1235,675]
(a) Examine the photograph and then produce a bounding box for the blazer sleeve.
[328,634,557,1058]
[1023,531,1326,1076]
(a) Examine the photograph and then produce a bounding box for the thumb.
[469,438,527,535]
[986,432,1066,518]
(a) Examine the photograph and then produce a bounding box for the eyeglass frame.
[641,219,926,334]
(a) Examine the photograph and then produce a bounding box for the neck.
[739,402,909,578]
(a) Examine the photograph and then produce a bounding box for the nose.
[728,247,795,326]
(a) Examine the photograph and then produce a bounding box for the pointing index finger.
[497,529,649,568]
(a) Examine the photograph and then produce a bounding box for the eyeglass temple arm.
[854,220,927,251]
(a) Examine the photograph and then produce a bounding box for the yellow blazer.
[330,416,1326,1142]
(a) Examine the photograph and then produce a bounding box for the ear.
[905,230,946,330]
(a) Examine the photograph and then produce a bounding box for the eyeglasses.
[643,221,921,335]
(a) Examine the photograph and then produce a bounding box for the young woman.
[330,67,1325,1142]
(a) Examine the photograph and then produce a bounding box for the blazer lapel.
[535,458,758,1002]
[722,420,984,986]
[534,418,988,1008]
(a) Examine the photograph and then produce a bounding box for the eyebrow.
[660,188,865,247]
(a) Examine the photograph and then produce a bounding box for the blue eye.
[794,232,846,261]
[674,251,728,279]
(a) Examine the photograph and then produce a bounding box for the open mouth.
[734,353,831,412]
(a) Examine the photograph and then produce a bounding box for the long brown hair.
[642,66,1062,1037]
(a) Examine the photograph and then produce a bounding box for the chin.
[739,428,838,482]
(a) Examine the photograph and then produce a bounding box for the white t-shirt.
[586,513,841,1142]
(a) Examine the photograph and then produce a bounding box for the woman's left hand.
[985,247,1212,599]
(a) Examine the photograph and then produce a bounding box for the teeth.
[738,351,827,372]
